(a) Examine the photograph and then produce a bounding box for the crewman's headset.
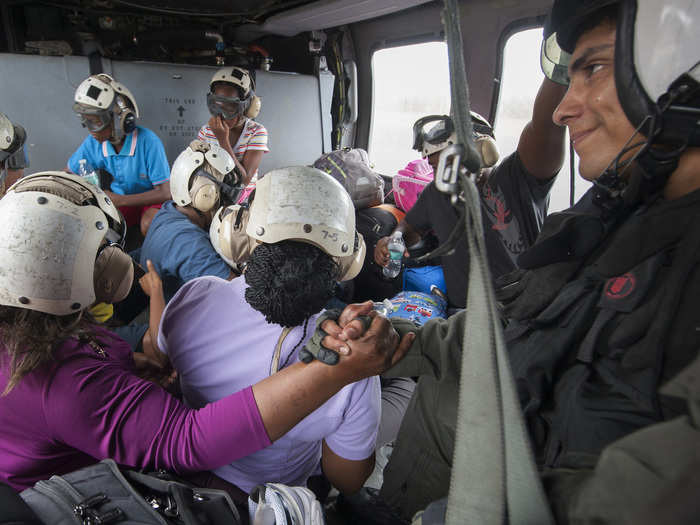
[73,74,139,140]
[170,140,244,213]
[207,66,261,120]
[0,172,134,315]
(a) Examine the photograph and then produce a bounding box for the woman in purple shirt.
[164,166,379,495]
[0,172,412,491]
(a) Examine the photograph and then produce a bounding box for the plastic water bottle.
[78,159,100,188]
[382,231,405,279]
[373,298,394,316]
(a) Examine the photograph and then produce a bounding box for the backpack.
[352,205,405,302]
[313,148,384,209]
[403,266,447,297]
[392,158,433,213]
[19,459,241,525]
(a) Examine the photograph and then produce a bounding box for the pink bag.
[392,158,434,212]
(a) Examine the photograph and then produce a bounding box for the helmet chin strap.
[197,169,246,205]
[592,106,689,219]
[108,118,125,146]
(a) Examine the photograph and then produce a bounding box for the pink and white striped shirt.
[197,119,269,180]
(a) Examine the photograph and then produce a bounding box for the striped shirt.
[197,119,269,179]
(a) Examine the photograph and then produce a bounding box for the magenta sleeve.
[44,356,272,474]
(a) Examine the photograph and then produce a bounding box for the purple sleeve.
[44,355,271,474]
[324,376,381,460]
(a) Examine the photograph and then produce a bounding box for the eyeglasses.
[75,111,112,132]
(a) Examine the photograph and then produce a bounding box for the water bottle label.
[83,174,100,188]
[389,250,402,261]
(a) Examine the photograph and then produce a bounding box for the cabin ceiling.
[1,0,435,68]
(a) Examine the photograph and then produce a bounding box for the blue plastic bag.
[403,265,447,296]
[386,290,447,326]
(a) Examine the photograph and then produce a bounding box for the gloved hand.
[300,309,373,365]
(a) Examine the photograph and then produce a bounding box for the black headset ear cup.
[94,245,135,304]
[122,111,136,134]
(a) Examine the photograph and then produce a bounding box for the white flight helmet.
[73,74,140,142]
[546,0,700,150]
[208,66,261,119]
[414,113,500,168]
[170,140,236,213]
[0,172,133,316]
[0,112,26,164]
[245,166,366,281]
[209,204,258,271]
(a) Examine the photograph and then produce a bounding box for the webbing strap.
[443,0,553,523]
[446,175,553,525]
[270,327,293,375]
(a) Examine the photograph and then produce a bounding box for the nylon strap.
[443,0,553,523]
[270,327,294,375]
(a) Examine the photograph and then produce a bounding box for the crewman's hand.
[335,312,413,380]
[303,301,414,379]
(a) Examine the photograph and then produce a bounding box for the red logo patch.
[605,273,636,299]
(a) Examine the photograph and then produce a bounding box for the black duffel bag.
[19,459,241,525]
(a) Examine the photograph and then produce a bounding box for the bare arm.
[5,168,23,189]
[139,259,168,367]
[106,181,171,208]
[219,132,263,186]
[239,149,264,186]
[516,78,568,180]
[208,115,260,186]
[322,440,374,494]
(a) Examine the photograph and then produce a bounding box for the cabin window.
[493,27,590,212]
[369,41,450,176]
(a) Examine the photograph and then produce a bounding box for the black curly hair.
[244,241,339,327]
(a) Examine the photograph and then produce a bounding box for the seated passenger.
[140,140,237,302]
[159,167,380,495]
[0,171,410,490]
[113,140,239,351]
[68,74,170,236]
[0,112,26,197]
[198,66,269,198]
[113,140,250,352]
[375,84,567,309]
[319,0,700,518]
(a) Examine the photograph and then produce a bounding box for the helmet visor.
[412,115,454,152]
[207,93,246,120]
[540,32,571,85]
